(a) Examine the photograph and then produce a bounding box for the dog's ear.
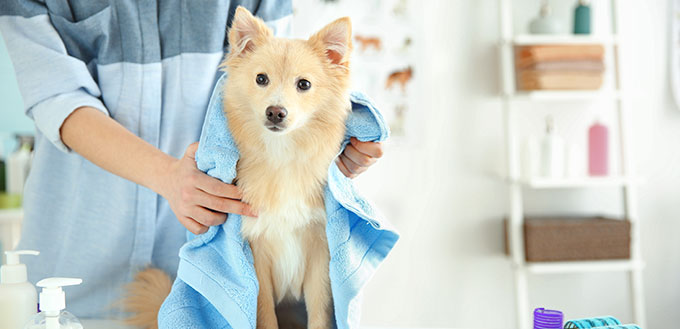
[309,17,353,66]
[228,6,272,58]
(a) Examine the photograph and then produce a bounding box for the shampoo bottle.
[573,0,591,34]
[588,120,609,176]
[540,116,565,178]
[23,277,83,329]
[7,138,32,197]
[0,250,40,329]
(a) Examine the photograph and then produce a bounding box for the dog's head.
[223,7,352,136]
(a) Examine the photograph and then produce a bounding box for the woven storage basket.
[504,217,631,262]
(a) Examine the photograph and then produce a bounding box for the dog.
[122,6,353,329]
[355,35,381,52]
[385,66,413,93]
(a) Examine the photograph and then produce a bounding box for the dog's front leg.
[253,243,279,329]
[303,224,333,329]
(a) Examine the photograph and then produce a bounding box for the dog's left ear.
[228,6,272,58]
[309,17,353,66]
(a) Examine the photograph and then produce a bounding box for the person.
[0,0,383,318]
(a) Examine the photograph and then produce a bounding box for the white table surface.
[80,320,454,329]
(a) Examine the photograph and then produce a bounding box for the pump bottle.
[0,250,40,329]
[24,277,83,329]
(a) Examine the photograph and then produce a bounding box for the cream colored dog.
[123,7,353,329]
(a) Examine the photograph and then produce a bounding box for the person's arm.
[61,106,256,234]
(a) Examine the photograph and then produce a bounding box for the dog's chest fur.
[236,137,335,302]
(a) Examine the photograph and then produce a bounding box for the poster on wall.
[293,0,417,138]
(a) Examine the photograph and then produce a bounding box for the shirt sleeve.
[254,0,293,37]
[0,1,109,153]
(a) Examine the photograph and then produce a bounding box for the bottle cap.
[37,277,82,316]
[1,250,39,284]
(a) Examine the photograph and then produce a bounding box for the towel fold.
[516,45,605,69]
[526,60,605,72]
[158,73,399,329]
[518,70,603,90]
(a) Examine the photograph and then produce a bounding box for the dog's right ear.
[228,6,272,58]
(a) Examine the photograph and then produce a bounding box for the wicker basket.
[504,216,631,262]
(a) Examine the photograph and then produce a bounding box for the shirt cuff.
[29,88,109,153]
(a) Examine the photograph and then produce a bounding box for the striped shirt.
[0,0,291,318]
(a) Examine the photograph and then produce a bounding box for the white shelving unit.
[497,1,646,329]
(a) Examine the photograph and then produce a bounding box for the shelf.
[509,90,621,101]
[516,176,640,189]
[0,208,23,224]
[521,259,644,274]
[509,34,619,46]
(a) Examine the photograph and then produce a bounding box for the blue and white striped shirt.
[0,0,292,318]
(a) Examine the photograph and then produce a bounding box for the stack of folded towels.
[515,44,605,90]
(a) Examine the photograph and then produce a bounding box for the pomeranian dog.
[123,6,353,329]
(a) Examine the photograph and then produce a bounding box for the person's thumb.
[184,142,199,159]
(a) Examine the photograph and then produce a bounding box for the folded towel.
[525,60,605,72]
[158,73,399,329]
[564,316,622,328]
[517,70,603,90]
[516,45,604,69]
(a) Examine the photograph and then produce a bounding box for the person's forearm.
[60,106,174,194]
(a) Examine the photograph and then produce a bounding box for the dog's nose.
[266,106,287,124]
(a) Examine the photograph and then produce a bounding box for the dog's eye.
[297,79,311,91]
[256,74,269,86]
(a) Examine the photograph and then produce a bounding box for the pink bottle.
[588,121,609,176]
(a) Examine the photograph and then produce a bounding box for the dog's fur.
[123,7,352,329]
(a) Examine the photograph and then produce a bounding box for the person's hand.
[336,137,384,178]
[158,143,257,234]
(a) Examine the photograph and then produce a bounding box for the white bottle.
[23,278,83,329]
[0,250,40,329]
[7,141,32,196]
[540,116,565,178]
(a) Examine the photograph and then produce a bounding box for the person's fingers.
[335,157,355,178]
[178,216,208,234]
[339,154,366,178]
[195,173,243,199]
[341,153,367,176]
[342,143,377,168]
[189,206,228,226]
[350,138,384,158]
[192,189,257,217]
[184,142,200,160]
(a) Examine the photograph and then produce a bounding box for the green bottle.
[574,0,591,34]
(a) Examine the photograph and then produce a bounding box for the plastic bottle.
[0,250,40,329]
[588,120,609,176]
[23,277,83,329]
[7,138,32,197]
[529,1,563,34]
[540,116,565,178]
[573,0,591,34]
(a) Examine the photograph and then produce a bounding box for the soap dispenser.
[24,277,83,329]
[0,250,40,329]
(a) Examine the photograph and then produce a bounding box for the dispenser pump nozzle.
[37,277,82,316]
[1,250,39,284]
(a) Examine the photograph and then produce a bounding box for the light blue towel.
[158,73,399,329]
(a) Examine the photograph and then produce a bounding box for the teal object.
[574,0,591,34]
[565,316,621,328]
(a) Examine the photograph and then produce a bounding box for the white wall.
[313,1,680,328]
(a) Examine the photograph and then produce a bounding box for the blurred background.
[1,0,679,328]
